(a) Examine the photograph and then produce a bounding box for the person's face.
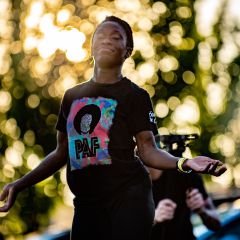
[91,21,128,68]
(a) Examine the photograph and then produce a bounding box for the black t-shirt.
[151,171,208,240]
[56,77,158,202]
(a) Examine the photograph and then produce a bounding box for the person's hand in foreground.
[183,156,226,176]
[186,188,205,212]
[0,181,20,212]
[154,199,177,225]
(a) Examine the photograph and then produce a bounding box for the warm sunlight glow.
[0,90,12,113]
[172,97,200,125]
[5,147,23,167]
[167,96,181,111]
[27,153,41,170]
[115,0,141,12]
[134,31,154,59]
[182,71,195,84]
[138,62,155,80]
[158,55,179,72]
[57,9,71,24]
[195,0,224,37]
[206,83,226,115]
[155,102,169,118]
[152,2,167,15]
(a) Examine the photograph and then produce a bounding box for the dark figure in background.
[0,16,226,240]
[150,135,221,240]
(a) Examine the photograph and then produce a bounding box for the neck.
[93,65,123,84]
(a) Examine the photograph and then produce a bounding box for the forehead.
[94,21,126,36]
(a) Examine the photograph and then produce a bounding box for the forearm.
[198,207,221,231]
[136,131,226,175]
[140,147,178,170]
[136,131,178,170]
[14,150,67,191]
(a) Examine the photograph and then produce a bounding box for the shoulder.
[66,80,90,94]
[123,77,149,98]
[63,80,90,98]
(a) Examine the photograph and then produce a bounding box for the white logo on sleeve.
[149,111,156,123]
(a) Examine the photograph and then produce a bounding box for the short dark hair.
[95,16,134,58]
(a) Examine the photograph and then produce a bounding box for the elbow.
[138,151,153,168]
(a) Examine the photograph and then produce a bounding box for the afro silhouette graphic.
[73,104,101,135]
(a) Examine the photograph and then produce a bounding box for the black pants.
[71,177,155,240]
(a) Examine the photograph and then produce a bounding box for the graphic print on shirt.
[67,97,117,170]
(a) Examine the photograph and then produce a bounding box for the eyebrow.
[95,27,124,36]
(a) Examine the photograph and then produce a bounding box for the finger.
[186,202,203,211]
[164,206,176,213]
[203,163,212,174]
[0,203,10,212]
[0,189,16,212]
[161,199,177,208]
[0,188,8,201]
[5,188,16,209]
[213,160,223,166]
[208,162,219,174]
[186,189,198,198]
[158,212,174,221]
[159,204,176,213]
[212,165,227,176]
[165,202,177,208]
[188,196,204,206]
[157,205,175,214]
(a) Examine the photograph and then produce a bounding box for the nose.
[100,36,112,45]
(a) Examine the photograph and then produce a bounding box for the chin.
[96,56,122,68]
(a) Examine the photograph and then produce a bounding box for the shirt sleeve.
[55,91,69,133]
[128,89,158,136]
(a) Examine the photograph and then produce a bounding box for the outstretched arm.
[0,131,68,212]
[136,131,226,176]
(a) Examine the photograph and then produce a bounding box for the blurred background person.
[150,134,221,240]
[150,168,221,240]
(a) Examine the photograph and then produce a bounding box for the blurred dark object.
[0,233,4,240]
[197,211,240,240]
[213,195,240,207]
[155,133,199,157]
[156,134,240,206]
[156,134,240,239]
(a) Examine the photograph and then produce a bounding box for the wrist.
[182,159,191,171]
[177,157,192,173]
[13,179,27,192]
[195,206,206,215]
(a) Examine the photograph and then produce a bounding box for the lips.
[98,47,115,53]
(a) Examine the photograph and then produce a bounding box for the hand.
[186,188,205,212]
[0,182,20,212]
[154,199,177,223]
[184,156,227,176]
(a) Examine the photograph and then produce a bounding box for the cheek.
[118,44,127,56]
